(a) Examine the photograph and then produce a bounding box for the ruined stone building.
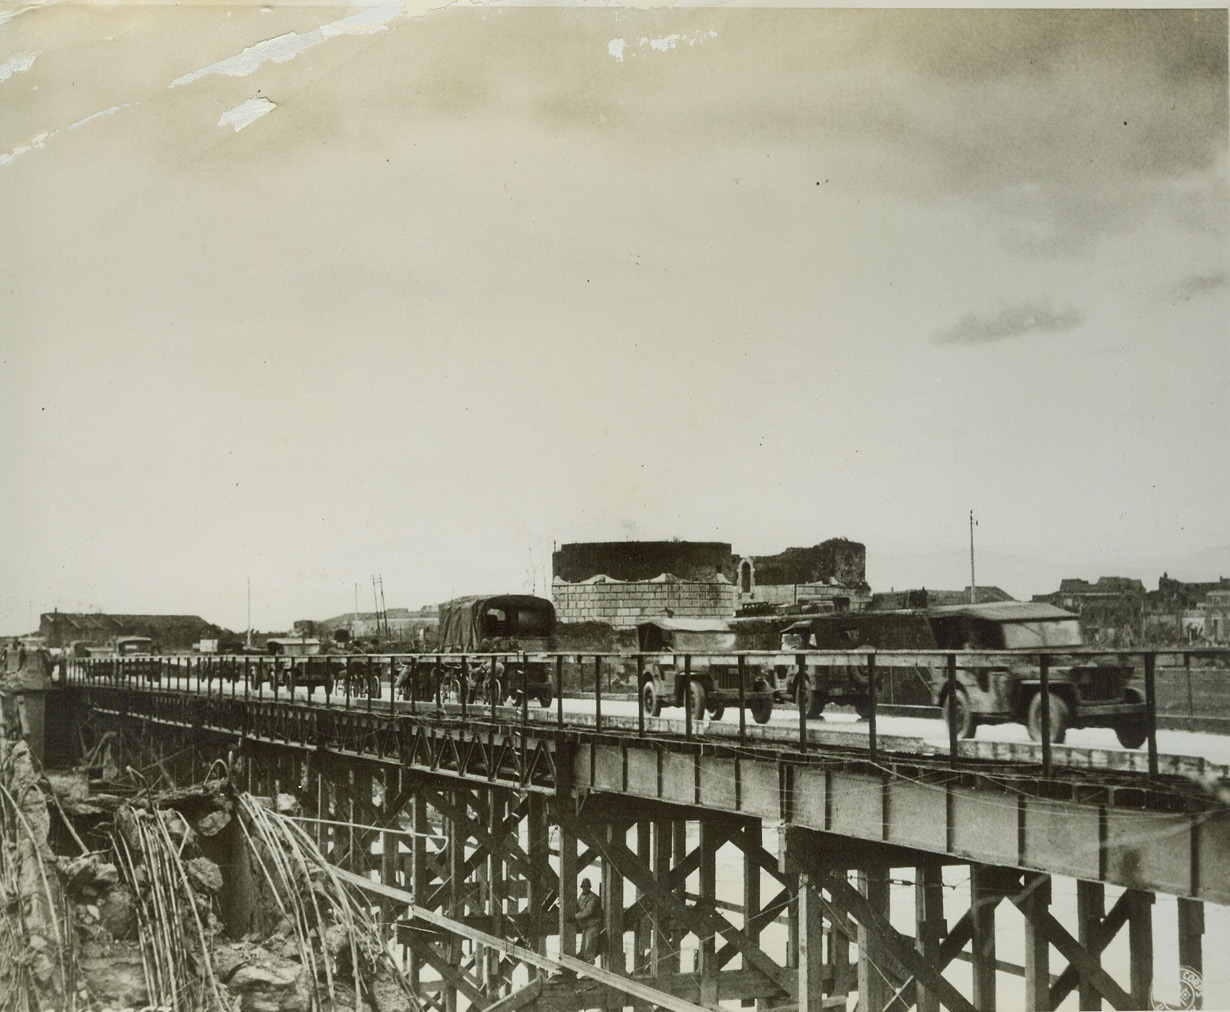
[735,539,871,614]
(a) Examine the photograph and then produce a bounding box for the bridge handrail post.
[637,654,645,738]
[409,657,418,715]
[1145,651,1159,776]
[244,657,250,706]
[738,654,747,746]
[434,656,443,710]
[273,655,279,705]
[946,653,958,768]
[556,655,564,729]
[460,656,468,719]
[1039,654,1052,777]
[521,652,529,727]
[867,653,878,763]
[684,654,692,740]
[484,654,494,723]
[367,654,374,714]
[390,655,396,718]
[797,652,807,754]
[594,655,602,733]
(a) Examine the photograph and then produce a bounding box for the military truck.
[430,595,556,707]
[797,602,1148,746]
[637,618,774,724]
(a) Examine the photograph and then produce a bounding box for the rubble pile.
[0,740,419,1012]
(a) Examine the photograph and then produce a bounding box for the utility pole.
[969,511,977,604]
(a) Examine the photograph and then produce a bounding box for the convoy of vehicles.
[65,596,1149,748]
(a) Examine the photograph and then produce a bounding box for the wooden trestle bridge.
[48,650,1230,1011]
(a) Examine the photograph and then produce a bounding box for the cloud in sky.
[932,303,1086,346]
[1169,271,1230,303]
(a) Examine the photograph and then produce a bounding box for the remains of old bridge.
[48,650,1230,1011]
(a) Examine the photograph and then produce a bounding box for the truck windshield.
[999,620,1083,650]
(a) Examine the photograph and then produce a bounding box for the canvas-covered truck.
[429,594,556,707]
[924,601,1148,747]
[637,618,774,724]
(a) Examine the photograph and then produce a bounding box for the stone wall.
[553,541,735,583]
[552,579,737,627]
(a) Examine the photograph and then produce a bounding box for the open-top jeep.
[924,601,1148,747]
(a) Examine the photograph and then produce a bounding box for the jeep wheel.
[708,703,726,721]
[641,681,662,717]
[942,688,976,739]
[686,681,708,722]
[795,677,825,720]
[1027,692,1069,744]
[536,686,554,708]
[750,679,773,724]
[1115,688,1148,749]
[443,677,465,705]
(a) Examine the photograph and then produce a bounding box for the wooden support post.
[635,820,652,977]
[914,860,945,1012]
[560,812,578,961]
[743,823,762,1009]
[858,865,892,1012]
[699,823,719,1007]
[408,790,429,991]
[528,794,548,959]
[1178,898,1204,1010]
[487,790,506,993]
[446,789,467,1012]
[969,865,999,1012]
[604,821,627,1011]
[1076,881,1103,1011]
[1127,889,1155,1011]
[797,871,825,1012]
[653,820,674,976]
[1021,873,1052,1012]
[673,819,688,973]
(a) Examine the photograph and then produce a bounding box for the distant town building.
[1032,577,1147,646]
[869,586,1014,611]
[1204,589,1230,643]
[304,606,439,643]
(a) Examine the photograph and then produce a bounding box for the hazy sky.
[2,4,1227,634]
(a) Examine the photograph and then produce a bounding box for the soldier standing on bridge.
[574,878,603,964]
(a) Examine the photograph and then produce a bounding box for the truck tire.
[942,688,976,739]
[687,681,708,722]
[1027,692,1069,744]
[641,680,662,717]
[795,676,825,720]
[708,703,726,721]
[750,679,773,724]
[1114,688,1148,749]
[536,686,553,708]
